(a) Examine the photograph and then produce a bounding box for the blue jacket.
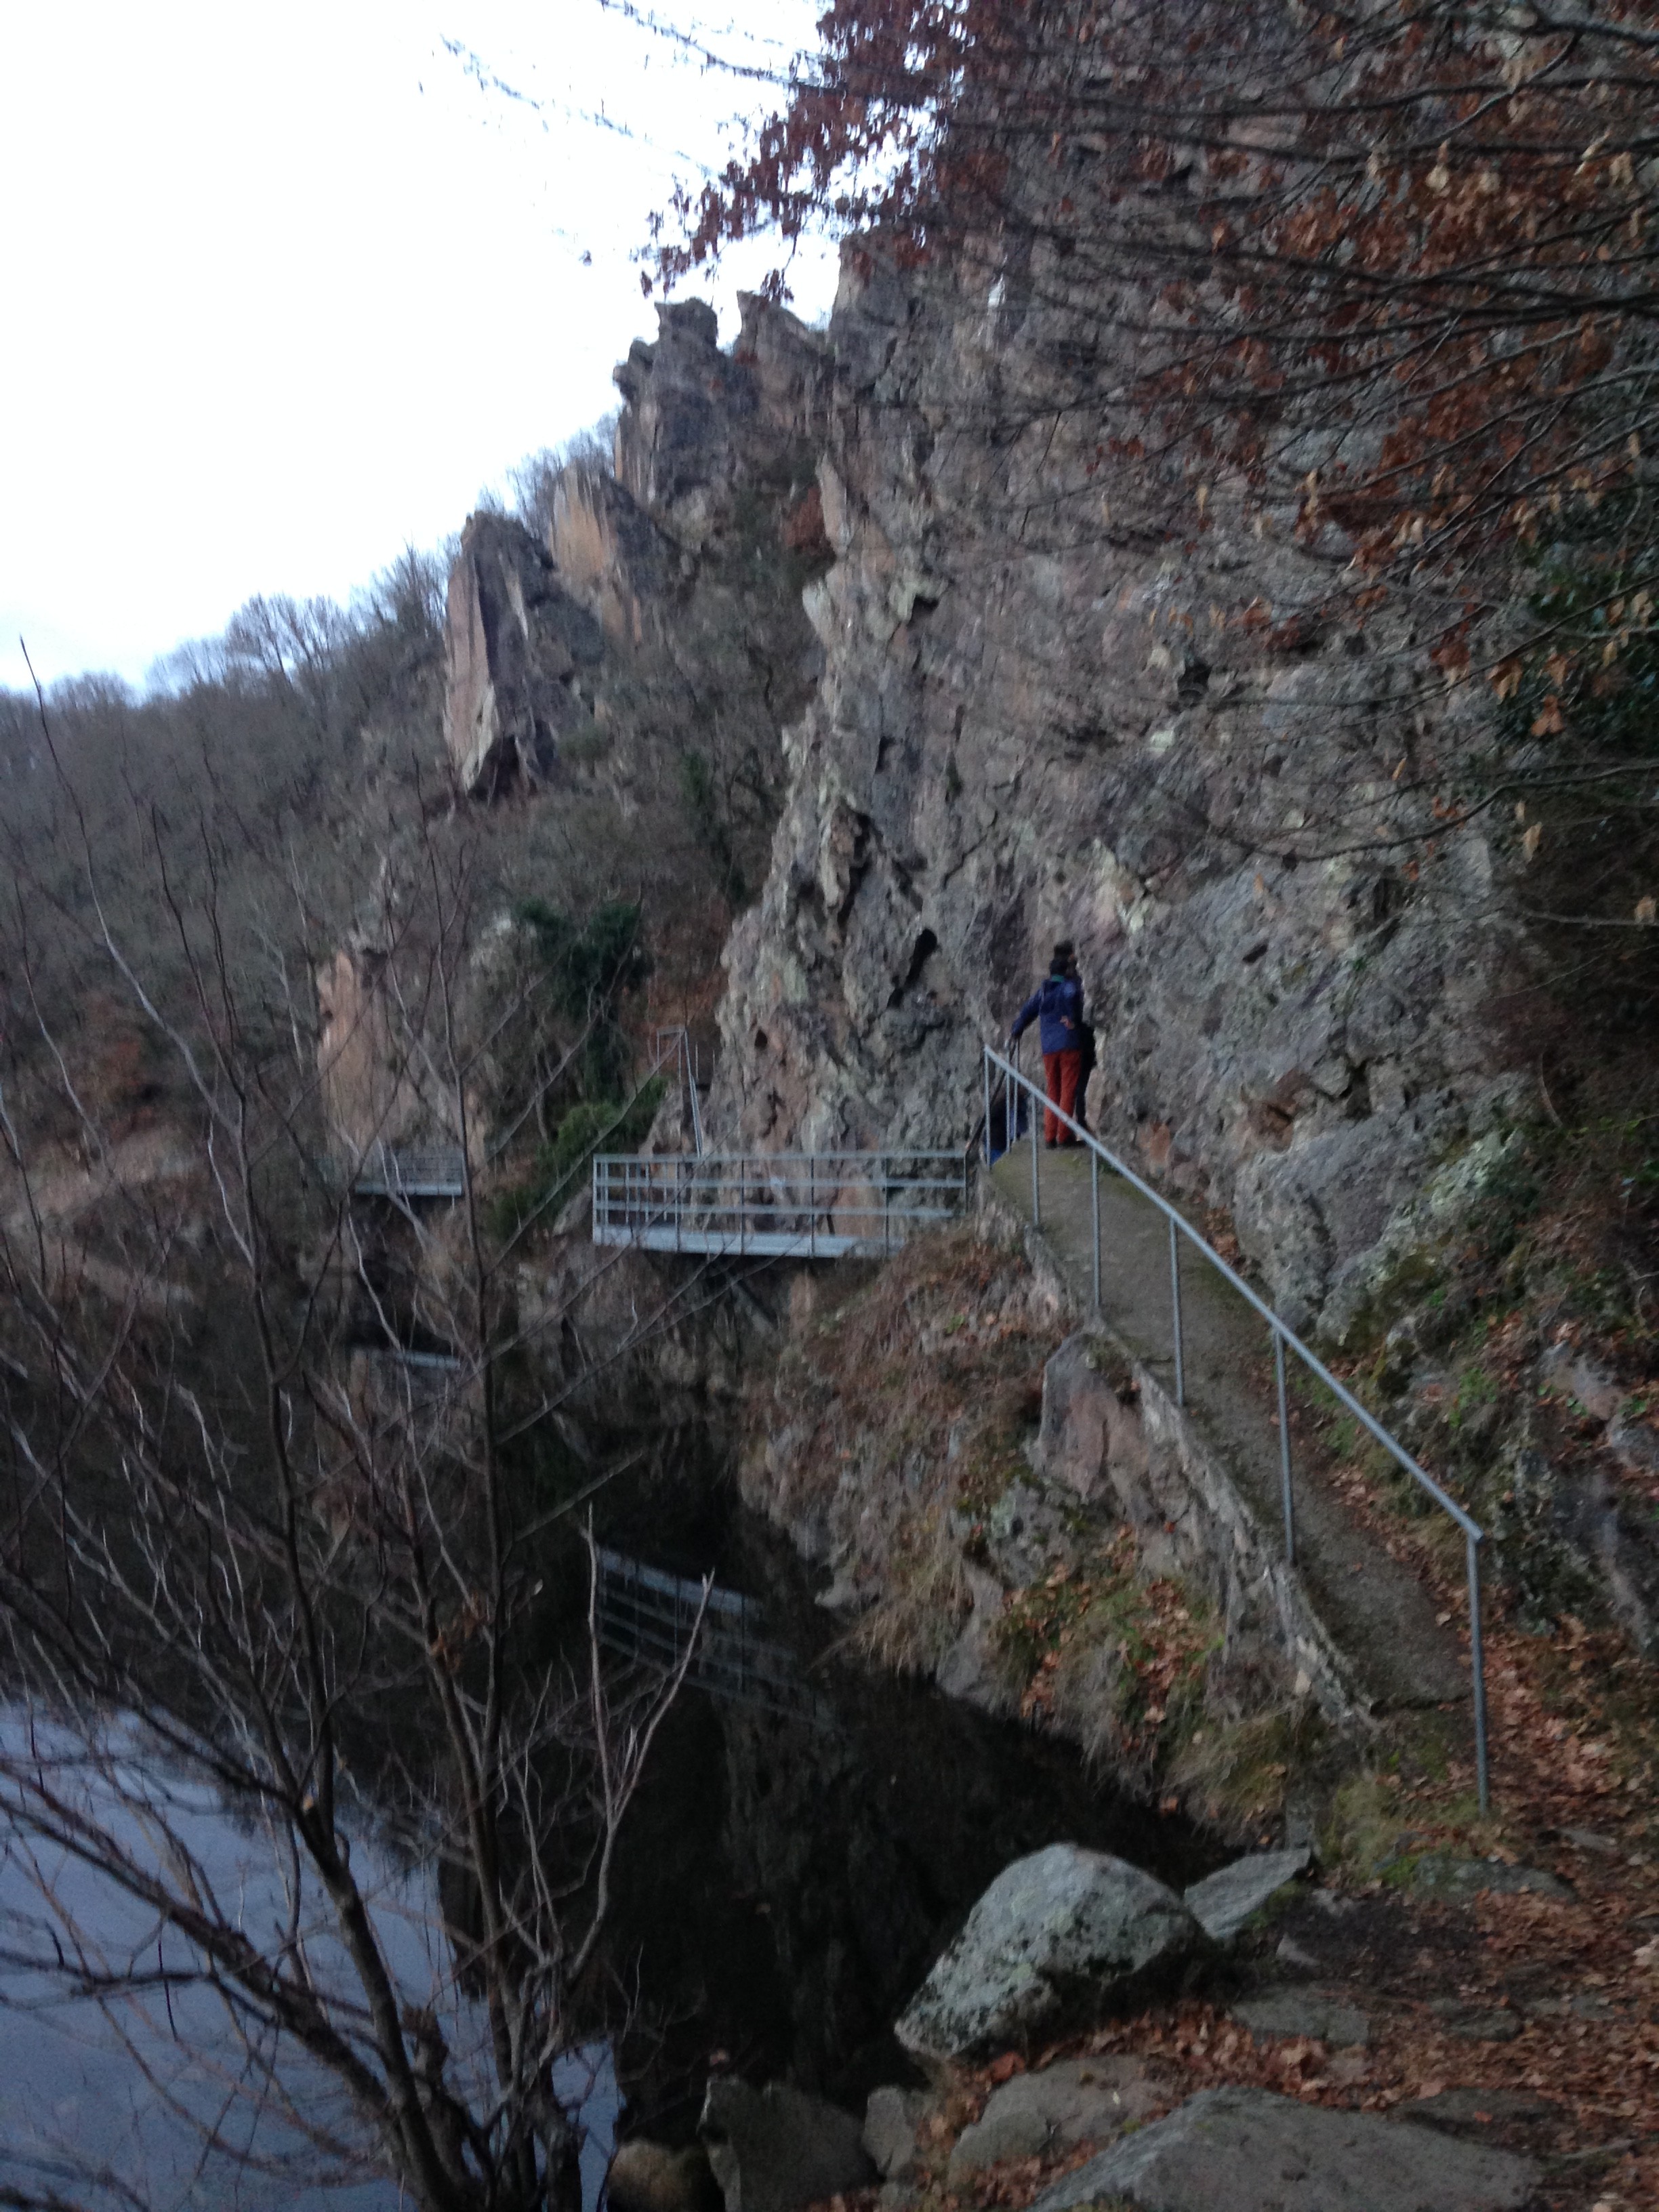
[1011,972,1083,1054]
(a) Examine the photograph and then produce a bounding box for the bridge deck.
[594,1222,904,1258]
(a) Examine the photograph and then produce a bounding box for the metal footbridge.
[594,1547,830,1727]
[591,1149,969,1258]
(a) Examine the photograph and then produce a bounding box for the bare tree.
[0,744,712,2209]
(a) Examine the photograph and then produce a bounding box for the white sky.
[0,1,839,693]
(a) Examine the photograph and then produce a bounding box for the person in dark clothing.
[1009,947,1084,1146]
[1065,947,1096,1132]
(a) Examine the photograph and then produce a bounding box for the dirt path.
[988,1143,1468,1713]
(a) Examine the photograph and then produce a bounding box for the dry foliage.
[750,1225,1065,1672]
[750,1227,1216,1781]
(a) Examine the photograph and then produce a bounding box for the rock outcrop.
[895,1843,1208,2067]
[608,297,829,552]
[708,243,1531,1336]
[1029,2085,1537,2212]
[438,293,834,1002]
[443,512,603,798]
[443,291,830,808]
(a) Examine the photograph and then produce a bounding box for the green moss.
[489,1077,664,1241]
[1320,1771,1410,1877]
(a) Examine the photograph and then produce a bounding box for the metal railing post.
[1467,1532,1491,1815]
[1030,1072,1041,1228]
[1090,1149,1101,1312]
[1274,1328,1295,1565]
[1168,1215,1185,1406]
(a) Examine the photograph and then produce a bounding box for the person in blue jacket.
[1009,945,1084,1147]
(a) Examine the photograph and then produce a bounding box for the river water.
[0,1500,1212,2207]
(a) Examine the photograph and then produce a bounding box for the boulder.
[895,1843,1208,2068]
[609,2142,724,2212]
[699,2078,874,2212]
[945,2057,1160,2184]
[861,2087,932,2181]
[1029,2086,1538,2212]
[1183,1847,1311,1943]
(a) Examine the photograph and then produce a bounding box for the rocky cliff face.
[443,297,832,914]
[708,247,1530,1338]
[443,515,605,798]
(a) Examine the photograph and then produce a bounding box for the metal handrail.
[651,1027,707,1158]
[615,1149,965,1164]
[984,1043,1490,1811]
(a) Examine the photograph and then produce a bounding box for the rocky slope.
[666,240,1659,1660]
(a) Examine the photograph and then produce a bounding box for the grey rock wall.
[442,293,832,883]
[443,512,603,798]
[710,245,1533,1334]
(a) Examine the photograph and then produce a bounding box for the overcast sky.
[0,1,838,694]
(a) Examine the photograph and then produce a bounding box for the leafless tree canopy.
[0,737,713,2209]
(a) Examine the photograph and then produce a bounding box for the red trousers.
[1042,1049,1082,1143]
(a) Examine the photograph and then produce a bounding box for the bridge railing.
[352,1142,467,1200]
[591,1150,968,1259]
[594,1547,830,1727]
[652,1027,707,1158]
[984,1044,1491,1812]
